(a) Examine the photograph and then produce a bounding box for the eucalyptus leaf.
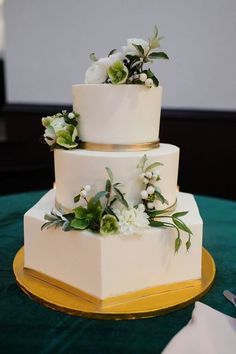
[105,179,112,192]
[148,52,169,60]
[41,221,53,231]
[149,220,165,227]
[155,190,168,205]
[93,190,107,203]
[106,167,114,182]
[113,187,129,209]
[137,154,148,171]
[172,218,193,235]
[145,162,163,172]
[172,211,189,218]
[44,213,58,222]
[62,221,73,232]
[132,44,144,56]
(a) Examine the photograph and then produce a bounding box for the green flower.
[56,125,78,149]
[100,215,119,235]
[108,60,128,84]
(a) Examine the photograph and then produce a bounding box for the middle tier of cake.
[54,143,179,211]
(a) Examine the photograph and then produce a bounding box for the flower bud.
[80,190,88,197]
[138,203,145,212]
[84,185,91,192]
[139,73,147,82]
[68,112,75,119]
[140,190,148,200]
[147,186,155,195]
[145,78,153,88]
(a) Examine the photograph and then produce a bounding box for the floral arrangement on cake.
[85,26,169,87]
[42,110,80,150]
[42,156,192,253]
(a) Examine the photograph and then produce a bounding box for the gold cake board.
[13,247,216,320]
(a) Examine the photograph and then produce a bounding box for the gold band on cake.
[77,140,160,152]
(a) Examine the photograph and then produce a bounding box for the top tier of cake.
[72,84,162,146]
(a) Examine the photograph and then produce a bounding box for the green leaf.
[148,52,169,60]
[70,218,90,230]
[108,49,117,56]
[132,43,144,56]
[155,190,168,205]
[93,190,107,203]
[44,213,59,222]
[137,154,148,171]
[113,187,129,209]
[89,53,97,62]
[62,213,75,221]
[149,220,165,227]
[74,194,81,203]
[41,221,54,231]
[172,211,189,218]
[172,218,193,235]
[147,209,169,217]
[87,198,103,221]
[145,162,163,172]
[106,167,114,182]
[104,206,119,221]
[62,221,73,231]
[74,206,88,219]
[105,179,112,192]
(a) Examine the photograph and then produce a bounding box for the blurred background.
[0,0,236,199]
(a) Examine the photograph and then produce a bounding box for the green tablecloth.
[0,191,236,354]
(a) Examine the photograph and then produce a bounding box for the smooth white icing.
[54,143,179,211]
[72,84,162,144]
[24,189,203,300]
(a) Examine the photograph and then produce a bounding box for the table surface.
[0,190,236,354]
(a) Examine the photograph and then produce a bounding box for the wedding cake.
[23,27,203,306]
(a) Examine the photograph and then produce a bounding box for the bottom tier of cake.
[24,190,203,303]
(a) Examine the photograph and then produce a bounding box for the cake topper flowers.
[85,26,169,87]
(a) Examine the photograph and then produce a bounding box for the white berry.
[68,112,75,119]
[84,185,91,192]
[143,177,149,185]
[140,190,148,200]
[147,186,155,195]
[145,171,152,179]
[145,78,153,88]
[139,73,147,82]
[138,203,145,212]
[147,202,154,209]
[80,190,88,197]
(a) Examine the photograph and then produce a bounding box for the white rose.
[84,62,108,84]
[122,38,149,56]
[50,117,66,133]
[98,52,124,68]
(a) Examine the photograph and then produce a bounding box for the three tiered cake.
[23,28,203,307]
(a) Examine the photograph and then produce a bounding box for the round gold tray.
[13,247,215,320]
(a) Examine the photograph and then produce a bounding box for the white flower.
[145,78,153,88]
[139,73,147,82]
[80,190,88,197]
[84,185,91,192]
[147,186,155,195]
[98,52,124,68]
[114,207,149,235]
[84,62,108,84]
[122,38,149,56]
[68,112,75,119]
[143,177,149,185]
[140,190,148,200]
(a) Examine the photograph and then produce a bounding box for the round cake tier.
[72,84,162,145]
[54,143,179,211]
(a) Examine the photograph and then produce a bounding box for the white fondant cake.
[54,143,179,211]
[72,84,162,144]
[23,82,203,305]
[24,190,202,300]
